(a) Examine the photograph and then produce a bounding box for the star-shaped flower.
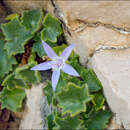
[31,41,80,91]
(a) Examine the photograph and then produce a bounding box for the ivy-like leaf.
[92,93,105,111]
[86,110,112,130]
[54,72,68,94]
[57,83,93,116]
[43,80,53,105]
[53,44,67,56]
[0,40,16,78]
[70,55,102,92]
[0,87,26,112]
[15,61,41,84]
[5,13,19,21]
[85,69,102,92]
[54,116,84,129]
[46,113,55,130]
[41,13,62,43]
[0,32,5,40]
[2,73,29,90]
[32,41,46,57]
[1,17,33,56]
[21,9,43,33]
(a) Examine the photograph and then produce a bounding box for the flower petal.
[31,61,54,71]
[61,63,80,77]
[42,40,58,59]
[52,69,60,91]
[60,44,75,61]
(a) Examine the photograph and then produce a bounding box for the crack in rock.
[51,0,130,35]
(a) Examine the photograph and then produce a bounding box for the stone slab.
[54,1,130,29]
[89,48,130,129]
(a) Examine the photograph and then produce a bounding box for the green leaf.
[53,44,67,56]
[0,32,5,40]
[92,93,105,111]
[2,73,29,90]
[0,87,26,112]
[41,13,62,43]
[1,17,33,56]
[54,72,68,94]
[85,69,102,93]
[0,40,16,78]
[15,62,41,84]
[21,9,43,33]
[70,55,102,92]
[46,114,55,130]
[57,83,93,116]
[54,116,84,129]
[5,13,19,21]
[43,80,53,105]
[86,110,112,130]
[32,41,45,57]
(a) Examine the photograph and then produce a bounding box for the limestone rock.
[54,1,130,29]
[65,25,130,62]
[4,0,48,13]
[107,115,123,129]
[20,84,44,129]
[89,48,130,129]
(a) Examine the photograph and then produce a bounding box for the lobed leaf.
[41,13,62,43]
[0,87,26,112]
[86,110,112,130]
[43,80,53,105]
[54,116,84,129]
[15,61,41,84]
[0,40,17,78]
[57,83,93,116]
[85,69,102,92]
[46,113,55,130]
[21,9,43,33]
[1,17,33,56]
[53,44,67,56]
[2,73,29,90]
[32,41,46,57]
[70,54,102,92]
[92,92,105,111]
[5,13,19,21]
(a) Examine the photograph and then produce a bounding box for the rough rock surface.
[89,48,130,129]
[64,25,130,64]
[20,84,44,129]
[53,1,130,29]
[4,0,48,13]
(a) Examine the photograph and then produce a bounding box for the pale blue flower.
[31,41,80,91]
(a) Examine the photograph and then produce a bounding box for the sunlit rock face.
[20,84,44,129]
[4,0,48,14]
[89,49,130,129]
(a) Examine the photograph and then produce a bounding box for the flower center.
[52,57,64,70]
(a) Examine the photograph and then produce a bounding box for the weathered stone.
[4,0,48,13]
[89,48,130,129]
[107,115,123,129]
[20,84,44,129]
[64,25,130,65]
[54,1,130,29]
